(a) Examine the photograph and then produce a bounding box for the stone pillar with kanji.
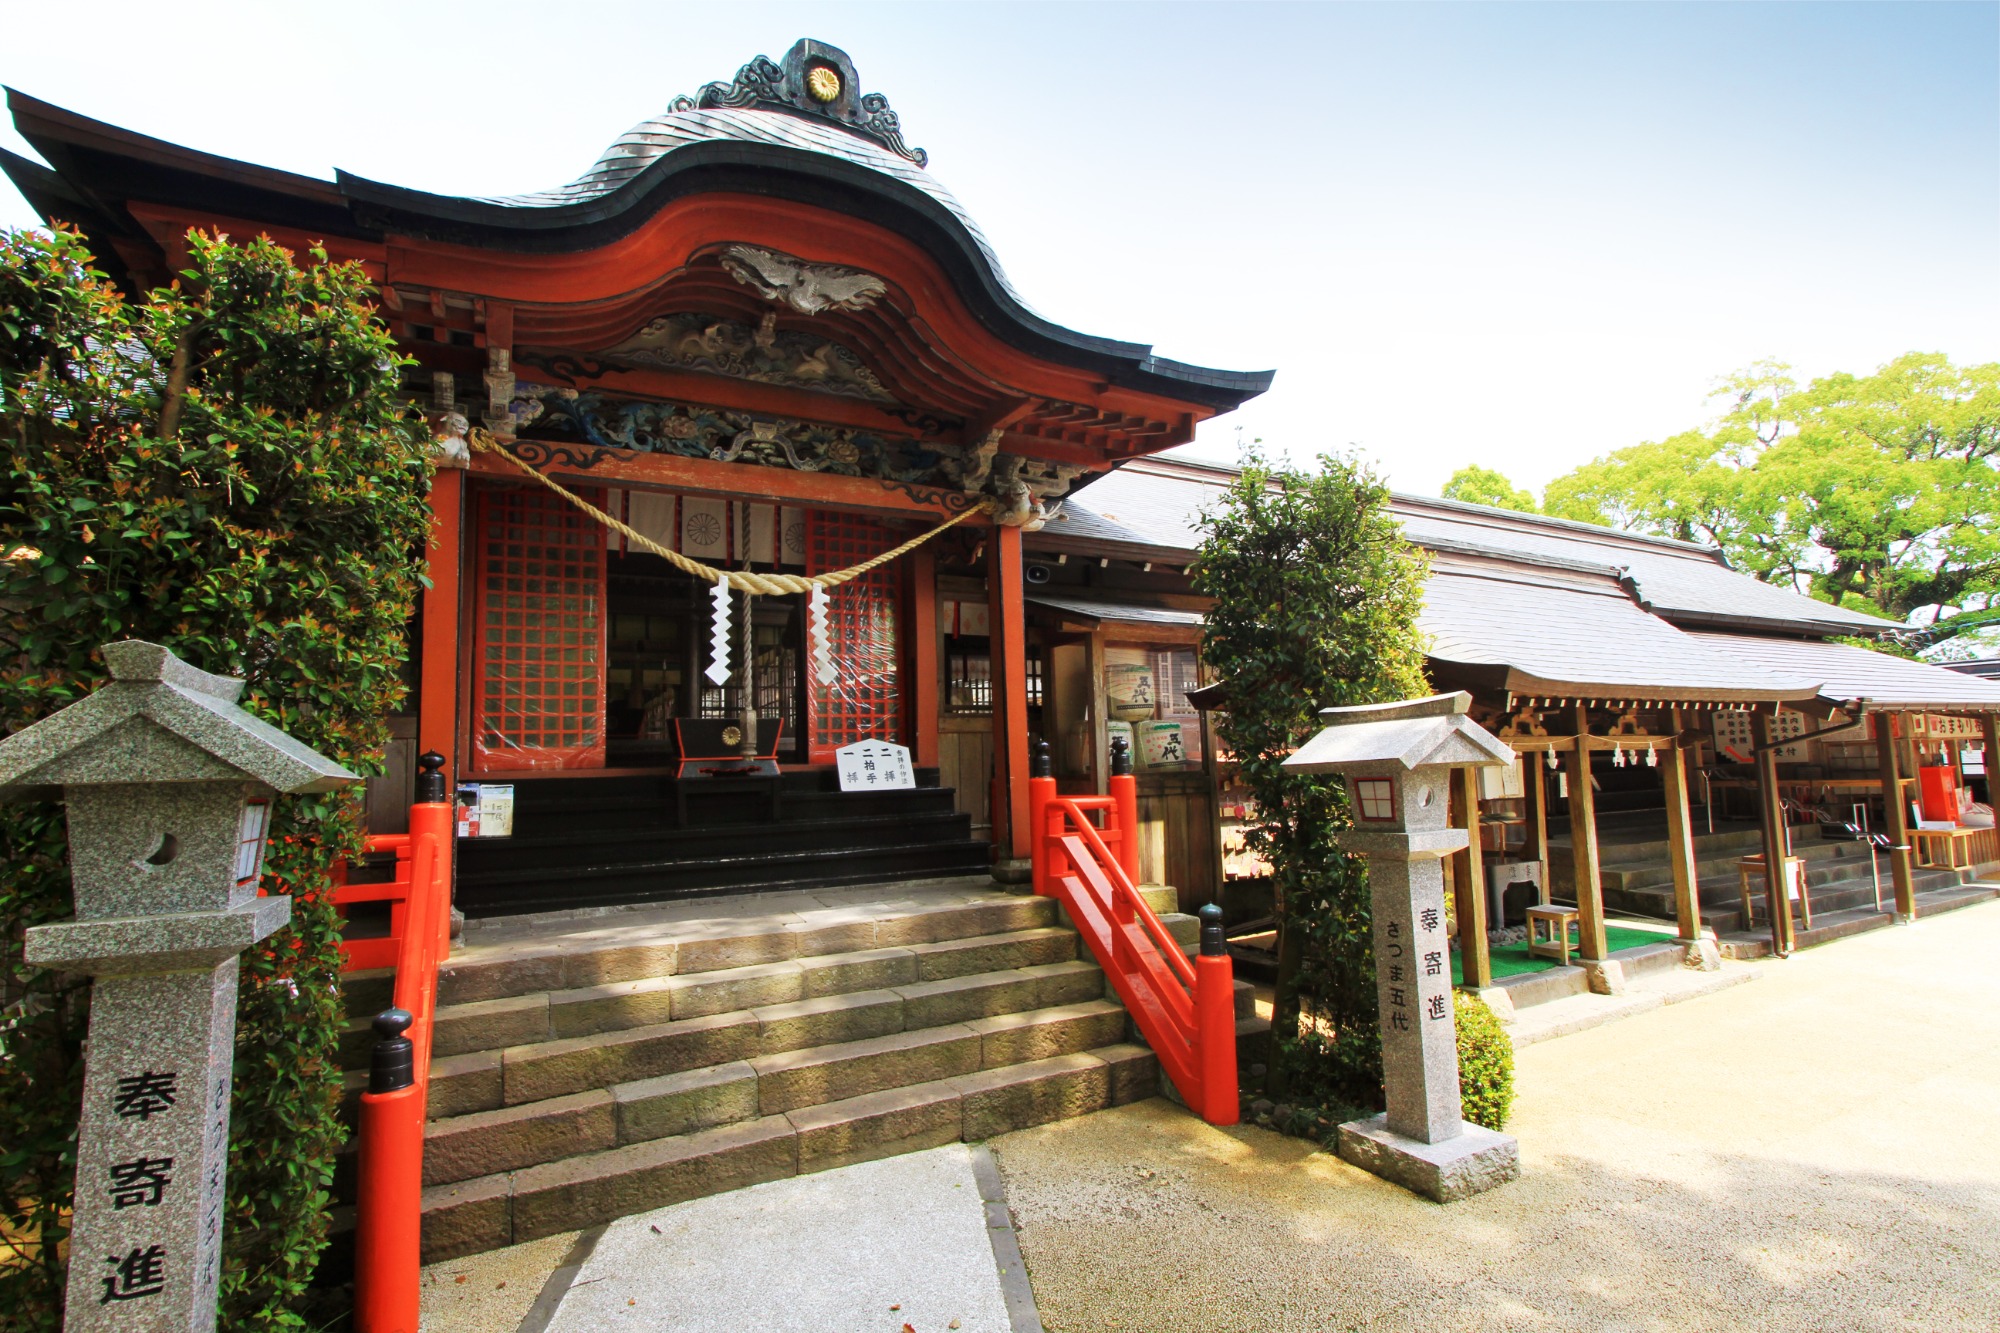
[0,641,356,1332]
[1285,690,1521,1202]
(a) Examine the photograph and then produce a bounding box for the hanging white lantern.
[706,581,734,685]
[809,585,836,686]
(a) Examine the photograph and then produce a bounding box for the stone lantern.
[0,641,356,1332]
[1284,690,1520,1202]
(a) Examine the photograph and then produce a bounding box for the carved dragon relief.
[502,382,1085,529]
[585,310,896,403]
[722,245,888,316]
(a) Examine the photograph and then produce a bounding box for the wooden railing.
[1029,742,1237,1125]
[353,753,453,1333]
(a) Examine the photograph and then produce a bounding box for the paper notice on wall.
[681,496,729,562]
[604,489,624,551]
[738,502,776,565]
[957,601,990,637]
[780,507,807,566]
[627,491,675,552]
[455,783,515,838]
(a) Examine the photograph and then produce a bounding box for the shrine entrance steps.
[452,769,992,918]
[1548,811,1973,936]
[337,878,1265,1264]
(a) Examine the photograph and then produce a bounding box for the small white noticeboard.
[835,739,915,792]
[456,782,516,838]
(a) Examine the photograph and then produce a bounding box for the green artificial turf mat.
[1452,921,1678,984]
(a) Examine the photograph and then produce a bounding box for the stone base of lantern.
[1337,1114,1519,1203]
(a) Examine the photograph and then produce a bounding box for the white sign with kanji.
[835,739,916,792]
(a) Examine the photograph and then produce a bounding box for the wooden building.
[1026,456,2000,962]
[3,41,1273,917]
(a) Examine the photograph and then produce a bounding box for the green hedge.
[0,225,432,1329]
[1454,990,1516,1130]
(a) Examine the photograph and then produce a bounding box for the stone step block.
[664,959,806,1021]
[545,975,676,1040]
[750,1024,982,1115]
[430,993,552,1059]
[507,1114,800,1248]
[904,927,1076,982]
[751,988,907,1054]
[895,961,1104,1028]
[797,944,920,997]
[422,1089,615,1188]
[611,1061,761,1146]
[501,1009,760,1106]
[1092,1042,1164,1105]
[426,1051,503,1119]
[787,1081,965,1174]
[950,1051,1112,1141]
[965,1000,1129,1069]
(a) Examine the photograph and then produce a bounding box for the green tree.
[0,225,432,1329]
[1543,354,2000,644]
[1442,464,1538,513]
[1194,450,1429,1107]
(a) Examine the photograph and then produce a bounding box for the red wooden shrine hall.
[5,38,1272,916]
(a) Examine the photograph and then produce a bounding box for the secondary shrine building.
[3,41,1272,917]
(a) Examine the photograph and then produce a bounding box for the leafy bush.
[1454,990,1515,1130]
[1194,449,1429,1107]
[0,225,431,1330]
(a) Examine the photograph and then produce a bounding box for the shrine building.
[3,40,1272,917]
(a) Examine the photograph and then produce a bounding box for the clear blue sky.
[2,2,1993,497]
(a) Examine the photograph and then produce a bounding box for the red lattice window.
[807,511,903,762]
[472,485,607,772]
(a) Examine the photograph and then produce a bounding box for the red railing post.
[354,1014,423,1333]
[1109,736,1141,885]
[1029,738,1057,897]
[356,752,453,1333]
[1193,904,1240,1126]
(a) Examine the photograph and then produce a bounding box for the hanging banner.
[681,496,729,563]
[738,502,777,565]
[604,489,624,552]
[780,507,808,566]
[627,491,676,552]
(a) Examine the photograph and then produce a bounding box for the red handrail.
[354,760,454,1333]
[1031,768,1237,1125]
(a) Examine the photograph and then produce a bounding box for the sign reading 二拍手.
[834,739,915,792]
[0,641,356,1331]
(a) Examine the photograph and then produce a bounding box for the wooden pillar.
[987,524,1030,861]
[1982,714,2000,815]
[1661,714,1703,944]
[1751,710,1795,955]
[910,547,940,769]
[1876,711,1917,920]
[1567,704,1609,961]
[419,465,466,779]
[1523,750,1550,904]
[1452,764,1491,989]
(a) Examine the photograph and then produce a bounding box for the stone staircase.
[1551,813,1969,935]
[338,879,1263,1263]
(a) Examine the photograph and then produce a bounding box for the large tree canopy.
[1441,464,1538,513]
[1472,354,2000,647]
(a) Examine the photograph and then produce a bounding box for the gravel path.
[992,897,2000,1332]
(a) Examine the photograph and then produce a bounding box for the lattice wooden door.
[471,485,607,771]
[807,511,904,763]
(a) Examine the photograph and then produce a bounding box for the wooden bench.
[1524,904,1580,966]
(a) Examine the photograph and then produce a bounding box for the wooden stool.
[1524,904,1580,966]
[1737,853,1809,929]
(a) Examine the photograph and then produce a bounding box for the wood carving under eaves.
[586,311,896,403]
[668,39,929,167]
[504,383,1084,528]
[722,245,889,316]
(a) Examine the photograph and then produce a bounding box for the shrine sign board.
[1285,691,1522,1203]
[0,641,355,1331]
[835,739,915,791]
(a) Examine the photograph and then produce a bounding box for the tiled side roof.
[1422,559,1821,703]
[1689,633,2000,714]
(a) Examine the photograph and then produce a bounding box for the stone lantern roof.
[1284,692,1518,775]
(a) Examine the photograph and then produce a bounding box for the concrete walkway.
[992,896,2000,1332]
[419,1143,1037,1332]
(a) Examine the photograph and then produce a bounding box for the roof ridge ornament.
[668,38,929,167]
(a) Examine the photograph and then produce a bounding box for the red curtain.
[807,511,904,762]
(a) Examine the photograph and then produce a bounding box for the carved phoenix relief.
[721,245,888,316]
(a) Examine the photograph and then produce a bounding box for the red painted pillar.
[988,523,1031,861]
[1109,739,1141,886]
[1194,904,1240,1125]
[419,466,465,780]
[1029,737,1057,896]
